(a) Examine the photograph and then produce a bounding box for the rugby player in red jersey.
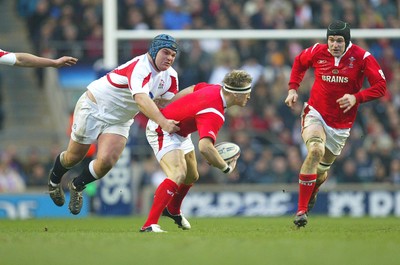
[140,70,252,232]
[285,20,387,227]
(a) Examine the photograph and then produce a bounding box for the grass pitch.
[1,216,399,265]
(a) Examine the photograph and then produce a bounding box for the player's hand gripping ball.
[215,142,241,161]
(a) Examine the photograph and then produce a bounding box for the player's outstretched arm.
[14,53,78,68]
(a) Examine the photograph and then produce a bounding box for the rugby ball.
[215,142,241,161]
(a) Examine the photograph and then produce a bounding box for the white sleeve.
[0,50,17,65]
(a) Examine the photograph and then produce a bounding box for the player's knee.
[189,171,199,183]
[96,157,116,174]
[173,172,187,184]
[167,164,187,184]
[306,136,324,159]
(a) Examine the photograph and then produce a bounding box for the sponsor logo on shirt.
[322,75,349,83]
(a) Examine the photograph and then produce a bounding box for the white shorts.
[301,103,350,156]
[146,119,194,161]
[71,93,133,144]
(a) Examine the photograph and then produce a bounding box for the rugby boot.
[162,208,191,230]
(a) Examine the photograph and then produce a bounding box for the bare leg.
[68,133,127,215]
[48,139,91,207]
[294,123,325,227]
[167,151,199,214]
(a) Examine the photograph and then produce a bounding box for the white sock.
[88,160,100,179]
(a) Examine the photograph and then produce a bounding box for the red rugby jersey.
[161,83,225,142]
[289,43,386,129]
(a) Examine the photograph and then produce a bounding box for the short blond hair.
[222,70,253,93]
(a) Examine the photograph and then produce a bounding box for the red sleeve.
[353,54,387,103]
[0,50,8,57]
[288,45,317,91]
[196,113,223,144]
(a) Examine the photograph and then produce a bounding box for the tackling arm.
[135,93,180,133]
[167,85,195,105]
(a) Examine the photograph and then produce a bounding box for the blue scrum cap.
[327,20,351,48]
[148,34,178,61]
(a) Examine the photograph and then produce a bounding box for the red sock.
[167,184,192,215]
[142,178,178,228]
[297,174,317,213]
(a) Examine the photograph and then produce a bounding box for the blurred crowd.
[1,0,399,192]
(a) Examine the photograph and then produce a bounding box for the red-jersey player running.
[285,20,387,228]
[0,49,77,68]
[140,70,252,232]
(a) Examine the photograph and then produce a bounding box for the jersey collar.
[220,89,227,109]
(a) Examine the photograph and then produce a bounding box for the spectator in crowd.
[234,146,258,183]
[27,163,48,187]
[23,147,45,184]
[178,40,213,89]
[293,0,313,29]
[162,0,192,30]
[354,147,375,183]
[336,158,360,183]
[196,159,221,184]
[26,0,50,46]
[390,158,400,184]
[3,145,27,181]
[125,7,149,30]
[84,24,103,63]
[141,0,161,29]
[208,39,240,84]
[138,156,164,188]
[0,152,26,192]
[270,155,291,183]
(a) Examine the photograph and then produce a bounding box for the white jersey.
[0,49,17,65]
[87,54,179,124]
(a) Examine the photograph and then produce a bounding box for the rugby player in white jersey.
[47,34,180,215]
